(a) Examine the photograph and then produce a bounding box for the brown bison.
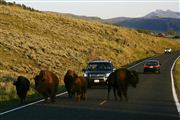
[107,68,139,101]
[64,70,78,98]
[34,70,59,102]
[13,76,30,104]
[71,76,88,102]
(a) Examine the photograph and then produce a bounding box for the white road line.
[0,91,67,116]
[171,56,180,116]
[128,54,159,69]
[128,60,145,69]
[99,100,107,105]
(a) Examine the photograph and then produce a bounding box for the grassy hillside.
[174,58,180,101]
[0,4,180,81]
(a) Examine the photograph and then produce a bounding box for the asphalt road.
[1,51,180,120]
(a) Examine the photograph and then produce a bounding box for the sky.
[6,0,180,19]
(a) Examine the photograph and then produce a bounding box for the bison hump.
[119,72,126,81]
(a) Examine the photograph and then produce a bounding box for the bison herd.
[13,68,139,104]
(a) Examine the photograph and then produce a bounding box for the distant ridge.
[144,9,180,18]
[106,10,180,34]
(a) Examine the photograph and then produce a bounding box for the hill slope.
[0,4,180,82]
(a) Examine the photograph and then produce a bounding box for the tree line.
[0,0,39,12]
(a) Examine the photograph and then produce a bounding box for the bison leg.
[117,89,123,101]
[65,85,72,98]
[67,89,71,98]
[81,92,87,101]
[20,98,24,104]
[50,94,56,102]
[70,91,75,98]
[122,88,128,102]
[76,93,81,102]
[84,93,87,101]
[113,87,118,101]
[107,85,111,100]
[80,93,83,100]
[68,88,75,98]
[68,89,73,98]
[18,92,26,104]
[42,93,48,103]
[50,88,58,102]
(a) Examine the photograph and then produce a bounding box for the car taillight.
[154,65,160,68]
[144,66,149,68]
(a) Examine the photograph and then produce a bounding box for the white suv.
[164,48,172,53]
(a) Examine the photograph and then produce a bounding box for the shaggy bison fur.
[107,68,139,101]
[13,76,30,104]
[64,70,78,98]
[71,76,88,102]
[34,70,59,103]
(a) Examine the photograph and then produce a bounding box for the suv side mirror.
[113,68,116,71]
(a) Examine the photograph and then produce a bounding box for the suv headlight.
[84,73,88,77]
[106,73,111,77]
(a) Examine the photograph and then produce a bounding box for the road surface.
[1,51,180,120]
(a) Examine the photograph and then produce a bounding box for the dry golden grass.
[0,4,180,103]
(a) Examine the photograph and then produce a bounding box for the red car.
[144,60,161,74]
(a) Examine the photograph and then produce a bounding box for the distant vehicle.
[83,60,114,88]
[164,48,172,53]
[143,60,161,74]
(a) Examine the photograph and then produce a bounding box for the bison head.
[129,70,139,88]
[13,80,18,85]
[34,75,43,92]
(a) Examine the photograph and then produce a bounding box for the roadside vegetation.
[0,2,180,110]
[174,58,180,101]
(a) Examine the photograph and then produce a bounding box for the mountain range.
[106,10,180,34]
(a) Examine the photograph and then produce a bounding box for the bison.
[107,68,139,101]
[71,76,88,102]
[64,70,78,98]
[13,76,30,104]
[34,70,59,103]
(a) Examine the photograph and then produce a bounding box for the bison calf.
[71,76,88,102]
[34,70,59,103]
[64,70,78,98]
[107,68,139,101]
[13,76,30,104]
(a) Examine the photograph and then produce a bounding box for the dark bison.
[13,76,30,104]
[71,76,88,102]
[64,70,78,98]
[34,70,59,103]
[107,68,139,101]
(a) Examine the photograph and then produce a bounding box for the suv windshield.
[87,63,112,71]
